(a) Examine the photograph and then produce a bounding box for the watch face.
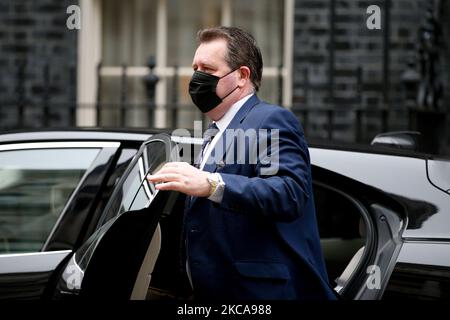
[208,176,217,185]
[208,173,217,182]
[207,174,219,194]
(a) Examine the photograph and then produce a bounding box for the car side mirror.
[370,131,423,152]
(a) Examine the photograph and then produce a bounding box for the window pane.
[0,148,100,254]
[259,77,281,106]
[232,0,284,107]
[166,74,200,129]
[102,141,167,222]
[167,0,221,66]
[100,77,150,127]
[102,0,157,66]
[232,0,284,67]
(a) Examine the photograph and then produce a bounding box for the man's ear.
[238,66,251,86]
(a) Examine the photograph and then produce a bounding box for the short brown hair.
[197,26,263,91]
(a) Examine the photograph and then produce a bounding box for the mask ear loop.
[218,67,240,101]
[219,85,239,101]
[219,67,239,79]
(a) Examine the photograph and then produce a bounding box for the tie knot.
[194,122,219,169]
[204,122,219,142]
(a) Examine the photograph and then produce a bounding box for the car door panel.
[54,134,180,299]
[354,203,404,299]
[312,163,406,300]
[0,250,70,299]
[79,191,171,299]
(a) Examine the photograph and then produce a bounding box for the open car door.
[311,148,407,300]
[54,133,180,300]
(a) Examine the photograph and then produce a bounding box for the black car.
[0,129,448,300]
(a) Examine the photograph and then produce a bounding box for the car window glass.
[111,148,139,187]
[99,141,167,224]
[76,216,117,271]
[0,148,100,254]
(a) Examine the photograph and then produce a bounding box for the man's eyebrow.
[192,61,216,69]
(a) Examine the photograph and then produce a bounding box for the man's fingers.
[147,173,181,183]
[163,162,195,170]
[150,162,196,177]
[151,166,183,176]
[154,181,183,191]
[163,162,189,168]
[163,162,179,167]
[148,167,179,177]
[150,162,178,175]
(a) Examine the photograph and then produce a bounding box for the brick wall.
[293,0,449,144]
[441,0,450,153]
[0,0,448,149]
[0,0,77,128]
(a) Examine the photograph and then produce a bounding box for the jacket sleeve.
[218,107,312,222]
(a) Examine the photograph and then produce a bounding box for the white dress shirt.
[201,93,254,203]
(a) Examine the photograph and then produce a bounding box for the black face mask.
[188,69,239,113]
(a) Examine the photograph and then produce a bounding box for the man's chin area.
[207,104,230,121]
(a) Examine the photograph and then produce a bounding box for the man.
[147,26,336,300]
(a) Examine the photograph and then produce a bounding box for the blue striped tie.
[194,122,219,169]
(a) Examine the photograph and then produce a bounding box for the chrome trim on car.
[397,241,450,267]
[0,141,120,151]
[171,135,203,145]
[0,250,72,273]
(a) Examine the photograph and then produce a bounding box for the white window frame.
[77,0,294,128]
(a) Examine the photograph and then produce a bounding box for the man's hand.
[147,162,211,197]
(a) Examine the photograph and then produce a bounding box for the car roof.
[0,128,171,144]
[0,128,448,161]
[308,138,450,161]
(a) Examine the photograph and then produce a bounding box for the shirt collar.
[214,93,254,132]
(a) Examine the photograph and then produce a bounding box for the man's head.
[190,26,263,121]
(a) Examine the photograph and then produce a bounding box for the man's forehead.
[193,39,227,64]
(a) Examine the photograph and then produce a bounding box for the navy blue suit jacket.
[184,95,336,300]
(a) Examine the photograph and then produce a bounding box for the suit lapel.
[202,94,260,173]
[189,94,260,208]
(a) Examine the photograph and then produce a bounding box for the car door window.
[0,148,100,254]
[98,140,168,226]
[57,135,177,298]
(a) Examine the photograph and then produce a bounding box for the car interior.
[0,168,84,254]
[313,182,368,294]
[0,147,100,255]
[145,193,194,300]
